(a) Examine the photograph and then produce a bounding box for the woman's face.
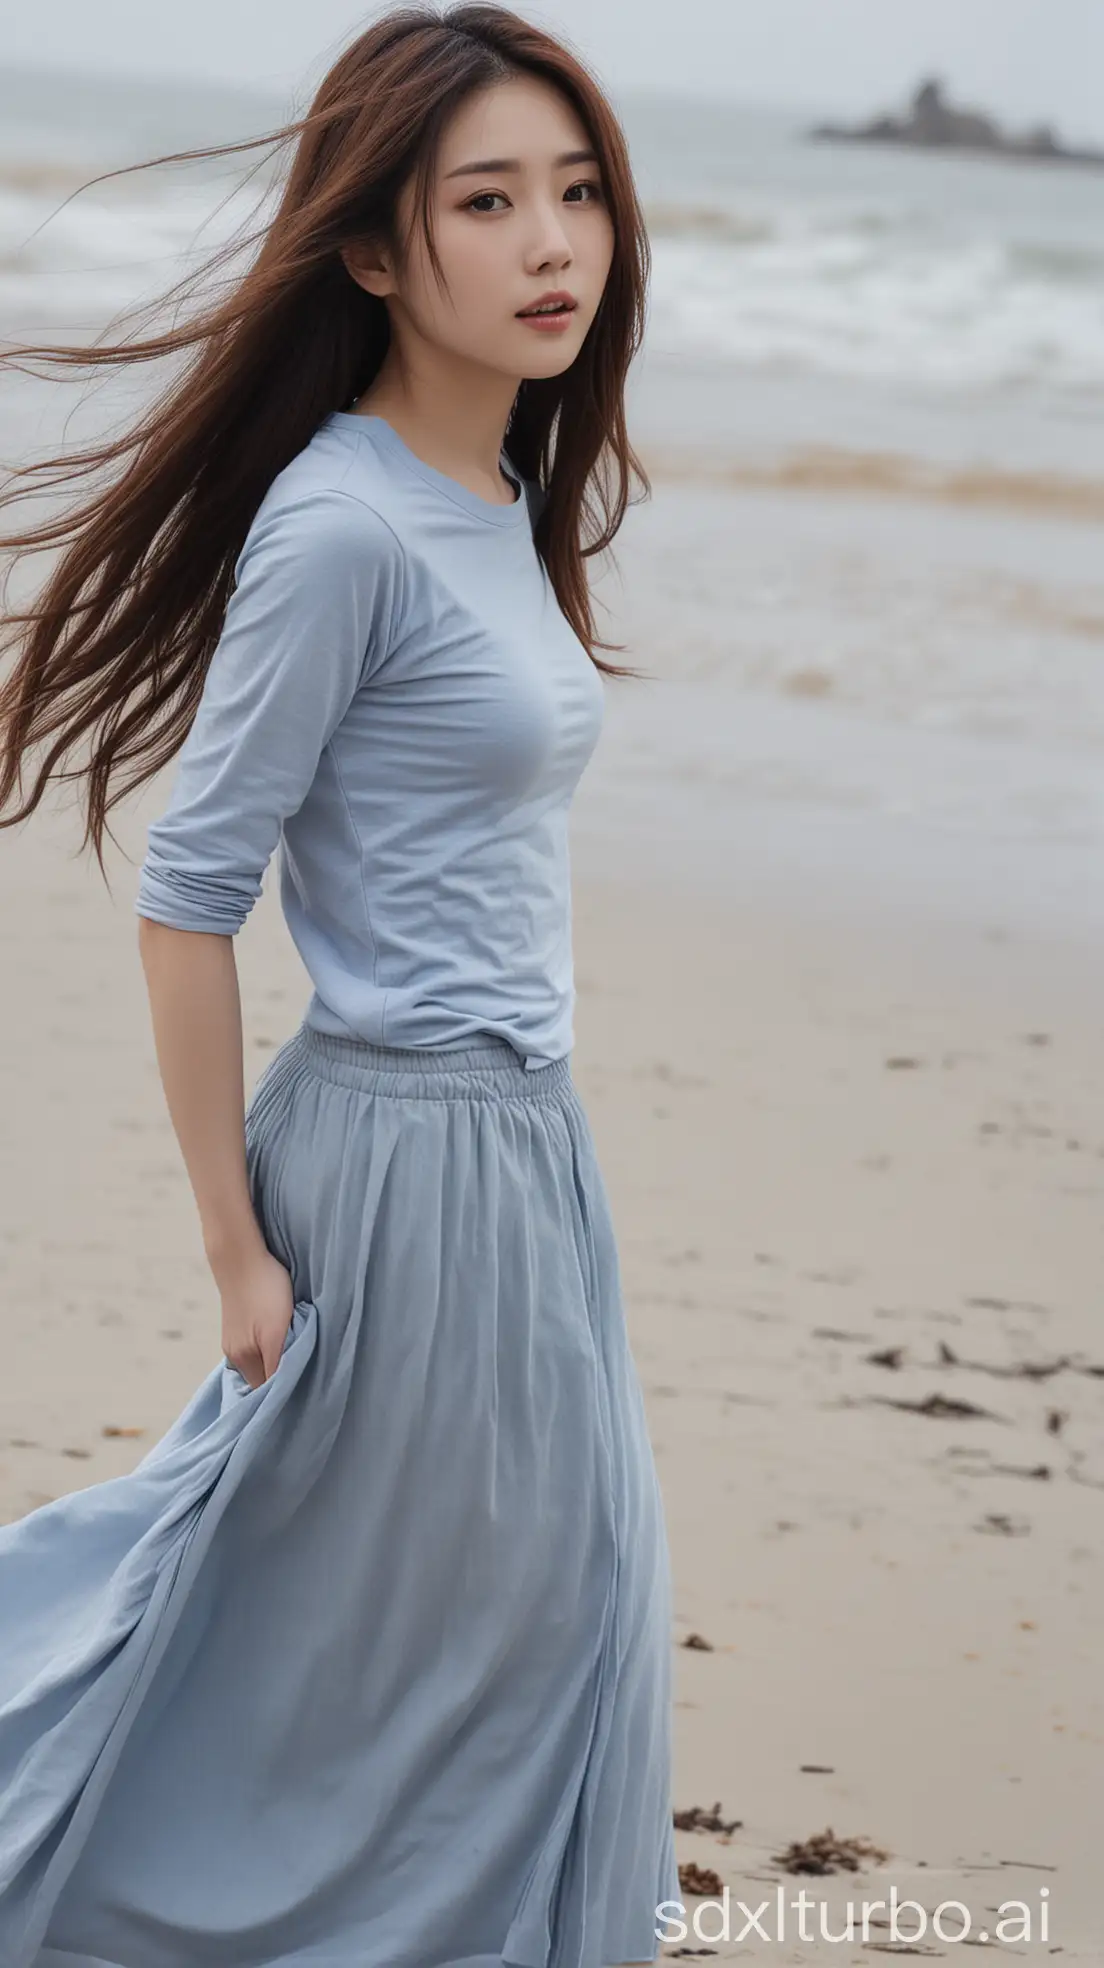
[356,73,616,384]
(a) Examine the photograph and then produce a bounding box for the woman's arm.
[134,486,405,940]
[137,916,260,1263]
[137,916,293,1387]
[131,485,406,1384]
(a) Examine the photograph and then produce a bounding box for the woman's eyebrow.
[444,148,597,178]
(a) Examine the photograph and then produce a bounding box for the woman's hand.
[216,1242,296,1389]
[136,922,296,1391]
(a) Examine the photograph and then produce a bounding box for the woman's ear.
[340,240,395,300]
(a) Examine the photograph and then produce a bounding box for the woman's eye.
[463,180,604,214]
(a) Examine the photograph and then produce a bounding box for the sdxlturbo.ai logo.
[656,1883,1051,1948]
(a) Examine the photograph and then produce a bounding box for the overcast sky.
[4,0,1102,140]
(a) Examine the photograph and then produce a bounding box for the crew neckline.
[326,411,530,529]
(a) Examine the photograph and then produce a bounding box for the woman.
[0,7,678,1965]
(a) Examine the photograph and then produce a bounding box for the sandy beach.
[3,65,1104,1961]
[578,874,1102,1962]
[3,669,1101,1957]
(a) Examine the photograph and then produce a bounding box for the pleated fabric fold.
[0,1025,678,1968]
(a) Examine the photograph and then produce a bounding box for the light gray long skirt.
[0,1025,679,1968]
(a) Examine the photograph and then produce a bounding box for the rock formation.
[811,78,1104,169]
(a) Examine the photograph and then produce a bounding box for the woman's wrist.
[203,1212,270,1283]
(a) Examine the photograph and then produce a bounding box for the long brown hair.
[0,3,651,875]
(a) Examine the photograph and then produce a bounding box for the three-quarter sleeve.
[134,485,405,936]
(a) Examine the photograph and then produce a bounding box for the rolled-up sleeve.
[134,485,405,936]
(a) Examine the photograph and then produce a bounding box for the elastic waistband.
[289,1024,575,1103]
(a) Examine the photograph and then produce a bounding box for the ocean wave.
[0,168,271,336]
[1005,239,1104,285]
[0,135,1100,400]
[640,190,1104,397]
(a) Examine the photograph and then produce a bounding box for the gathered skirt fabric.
[0,1024,679,1968]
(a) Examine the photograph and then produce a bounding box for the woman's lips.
[515,303,577,333]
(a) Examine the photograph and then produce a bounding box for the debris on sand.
[678,1860,725,1897]
[772,1826,890,1875]
[674,1800,743,1835]
[869,1391,1003,1421]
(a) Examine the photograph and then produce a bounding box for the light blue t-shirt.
[134,411,606,1069]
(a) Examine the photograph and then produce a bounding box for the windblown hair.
[0,3,652,874]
